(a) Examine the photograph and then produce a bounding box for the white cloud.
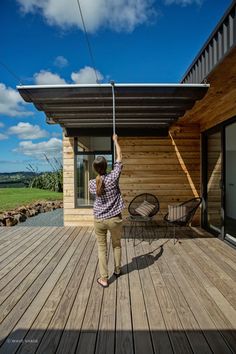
[33,66,105,85]
[71,66,104,84]
[0,122,4,128]
[0,133,8,141]
[54,55,69,68]
[0,83,33,117]
[8,122,49,140]
[164,0,203,6]
[14,138,62,158]
[52,132,62,138]
[34,70,67,85]
[17,0,156,33]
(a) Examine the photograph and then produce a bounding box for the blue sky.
[0,0,232,172]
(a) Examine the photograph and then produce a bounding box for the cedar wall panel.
[63,126,201,226]
[179,46,236,132]
[119,124,201,224]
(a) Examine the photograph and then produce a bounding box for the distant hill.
[0,172,39,188]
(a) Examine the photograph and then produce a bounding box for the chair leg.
[128,222,134,242]
[133,222,137,247]
[150,221,156,244]
[173,225,179,245]
[173,225,176,244]
[164,221,168,239]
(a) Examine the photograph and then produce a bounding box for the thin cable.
[76,0,99,84]
[0,61,24,85]
[0,60,42,110]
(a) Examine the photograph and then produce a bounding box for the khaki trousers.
[94,215,123,279]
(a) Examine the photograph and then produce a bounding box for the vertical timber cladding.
[63,134,93,226]
[62,126,201,226]
[119,124,201,224]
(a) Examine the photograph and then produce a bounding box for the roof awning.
[17,83,209,136]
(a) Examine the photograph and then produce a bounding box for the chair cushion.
[168,204,188,222]
[135,200,156,217]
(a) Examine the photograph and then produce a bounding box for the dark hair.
[93,156,107,197]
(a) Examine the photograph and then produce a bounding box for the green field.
[0,188,63,212]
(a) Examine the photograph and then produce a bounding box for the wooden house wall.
[62,49,235,227]
[179,47,236,230]
[119,124,201,223]
[179,47,236,132]
[63,124,201,226]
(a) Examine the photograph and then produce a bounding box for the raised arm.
[113,134,122,162]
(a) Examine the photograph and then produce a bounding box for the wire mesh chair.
[127,193,160,245]
[164,197,202,244]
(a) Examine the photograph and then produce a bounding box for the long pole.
[111,81,116,160]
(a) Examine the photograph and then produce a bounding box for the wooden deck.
[0,225,235,354]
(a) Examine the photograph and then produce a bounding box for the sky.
[0,0,233,172]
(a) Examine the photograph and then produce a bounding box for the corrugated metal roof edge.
[181,1,236,83]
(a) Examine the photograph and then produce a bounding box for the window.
[75,137,113,207]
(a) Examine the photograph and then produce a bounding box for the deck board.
[165,237,236,352]
[127,236,154,354]
[162,242,232,354]
[0,228,58,287]
[0,226,235,354]
[116,238,134,354]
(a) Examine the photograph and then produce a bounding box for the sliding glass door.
[203,117,236,245]
[225,122,236,242]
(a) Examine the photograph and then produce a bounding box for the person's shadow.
[109,240,168,284]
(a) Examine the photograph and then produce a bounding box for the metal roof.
[17,83,209,136]
[182,1,236,83]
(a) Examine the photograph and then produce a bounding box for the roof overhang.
[17,83,209,137]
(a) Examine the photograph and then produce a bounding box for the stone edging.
[0,200,63,227]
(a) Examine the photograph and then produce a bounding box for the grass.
[0,188,63,213]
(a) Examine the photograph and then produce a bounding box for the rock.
[4,212,12,217]
[1,199,63,226]
[28,209,38,217]
[39,207,45,213]
[54,201,63,209]
[17,207,27,214]
[0,214,4,223]
[44,206,52,212]
[5,217,18,227]
[13,213,27,223]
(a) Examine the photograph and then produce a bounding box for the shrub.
[28,156,63,192]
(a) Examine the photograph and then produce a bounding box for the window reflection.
[76,137,112,207]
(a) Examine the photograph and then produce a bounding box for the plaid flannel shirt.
[89,161,125,220]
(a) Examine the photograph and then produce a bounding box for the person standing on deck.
[89,134,124,288]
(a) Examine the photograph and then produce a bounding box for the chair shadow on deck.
[1,328,235,354]
[123,222,216,242]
